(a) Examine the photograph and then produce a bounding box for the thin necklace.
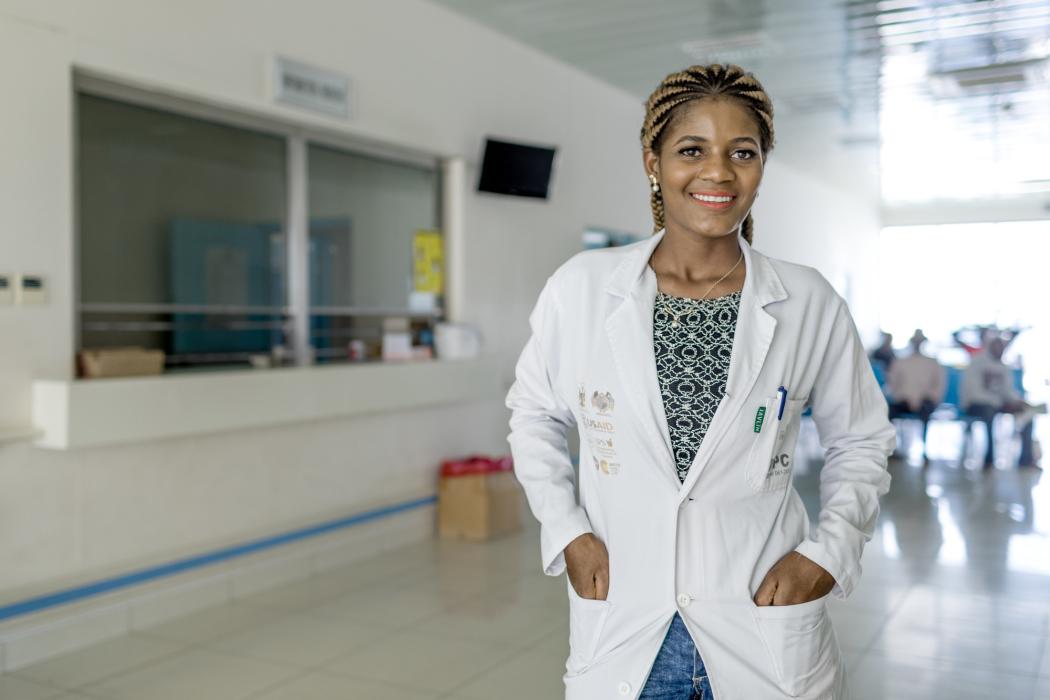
[659,252,743,329]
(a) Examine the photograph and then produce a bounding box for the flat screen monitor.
[477,138,556,199]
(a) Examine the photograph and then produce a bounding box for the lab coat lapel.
[677,239,787,498]
[604,232,680,488]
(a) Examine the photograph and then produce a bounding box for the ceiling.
[431,0,869,114]
[431,0,1050,201]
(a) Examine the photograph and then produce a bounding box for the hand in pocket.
[754,551,834,606]
[565,533,610,600]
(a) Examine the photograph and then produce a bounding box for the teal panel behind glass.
[169,218,284,355]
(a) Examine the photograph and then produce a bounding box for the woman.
[507,64,894,700]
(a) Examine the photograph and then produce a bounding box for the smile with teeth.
[691,193,735,203]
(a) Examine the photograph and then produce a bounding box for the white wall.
[0,0,880,599]
[751,108,885,340]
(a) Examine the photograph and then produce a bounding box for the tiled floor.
[3,418,1048,699]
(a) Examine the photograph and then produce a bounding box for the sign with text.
[273,56,350,118]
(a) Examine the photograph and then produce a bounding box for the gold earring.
[648,174,660,193]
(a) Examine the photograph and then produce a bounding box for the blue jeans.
[639,614,714,699]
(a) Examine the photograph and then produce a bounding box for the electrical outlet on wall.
[16,274,48,305]
[0,274,12,305]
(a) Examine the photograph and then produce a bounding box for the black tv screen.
[478,138,556,199]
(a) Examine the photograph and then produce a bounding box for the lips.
[689,191,736,210]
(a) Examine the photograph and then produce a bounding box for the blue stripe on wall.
[0,494,437,623]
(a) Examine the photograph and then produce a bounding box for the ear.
[642,148,659,180]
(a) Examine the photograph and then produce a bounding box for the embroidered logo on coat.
[593,456,621,475]
[591,391,615,415]
[582,416,615,433]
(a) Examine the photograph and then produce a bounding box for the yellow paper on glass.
[413,229,444,294]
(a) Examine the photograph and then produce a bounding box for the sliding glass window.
[77,94,288,371]
[307,144,441,363]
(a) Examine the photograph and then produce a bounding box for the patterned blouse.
[653,290,741,483]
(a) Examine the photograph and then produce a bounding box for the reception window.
[76,89,442,373]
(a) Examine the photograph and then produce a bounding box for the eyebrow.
[673,135,759,147]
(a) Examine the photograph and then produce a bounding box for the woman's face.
[644,97,765,241]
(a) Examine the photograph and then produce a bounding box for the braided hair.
[640,64,775,244]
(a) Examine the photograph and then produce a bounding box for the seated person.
[961,337,1040,469]
[869,331,895,370]
[888,329,945,459]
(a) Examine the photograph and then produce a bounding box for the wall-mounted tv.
[477,138,556,199]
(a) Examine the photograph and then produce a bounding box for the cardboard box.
[78,347,165,379]
[438,459,522,541]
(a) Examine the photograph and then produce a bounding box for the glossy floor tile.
[2,416,1046,699]
[12,634,187,691]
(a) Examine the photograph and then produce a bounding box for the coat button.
[617,681,632,695]
[677,593,692,607]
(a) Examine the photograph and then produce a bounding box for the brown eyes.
[677,147,757,161]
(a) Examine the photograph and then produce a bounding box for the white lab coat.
[506,231,894,700]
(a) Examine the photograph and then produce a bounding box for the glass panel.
[77,94,288,370]
[307,144,438,309]
[307,143,440,363]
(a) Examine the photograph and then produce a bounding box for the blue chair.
[942,366,963,415]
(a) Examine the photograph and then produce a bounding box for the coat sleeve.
[795,298,895,598]
[506,276,593,576]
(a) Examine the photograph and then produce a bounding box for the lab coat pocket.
[745,398,806,492]
[566,580,611,673]
[752,594,838,698]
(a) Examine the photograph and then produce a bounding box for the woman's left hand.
[753,551,835,606]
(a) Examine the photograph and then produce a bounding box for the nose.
[697,152,735,184]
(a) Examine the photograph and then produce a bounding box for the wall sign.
[273,56,350,118]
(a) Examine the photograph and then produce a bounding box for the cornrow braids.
[640,64,775,244]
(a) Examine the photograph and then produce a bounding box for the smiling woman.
[507,63,895,700]
[641,65,775,243]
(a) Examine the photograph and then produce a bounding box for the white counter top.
[32,357,504,449]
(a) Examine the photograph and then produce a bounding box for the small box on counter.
[78,347,165,379]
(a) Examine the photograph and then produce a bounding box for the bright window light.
[879,51,1050,201]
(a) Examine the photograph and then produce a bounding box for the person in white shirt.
[961,337,1037,469]
[888,329,945,460]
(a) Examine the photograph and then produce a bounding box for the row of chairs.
[871,361,1026,461]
